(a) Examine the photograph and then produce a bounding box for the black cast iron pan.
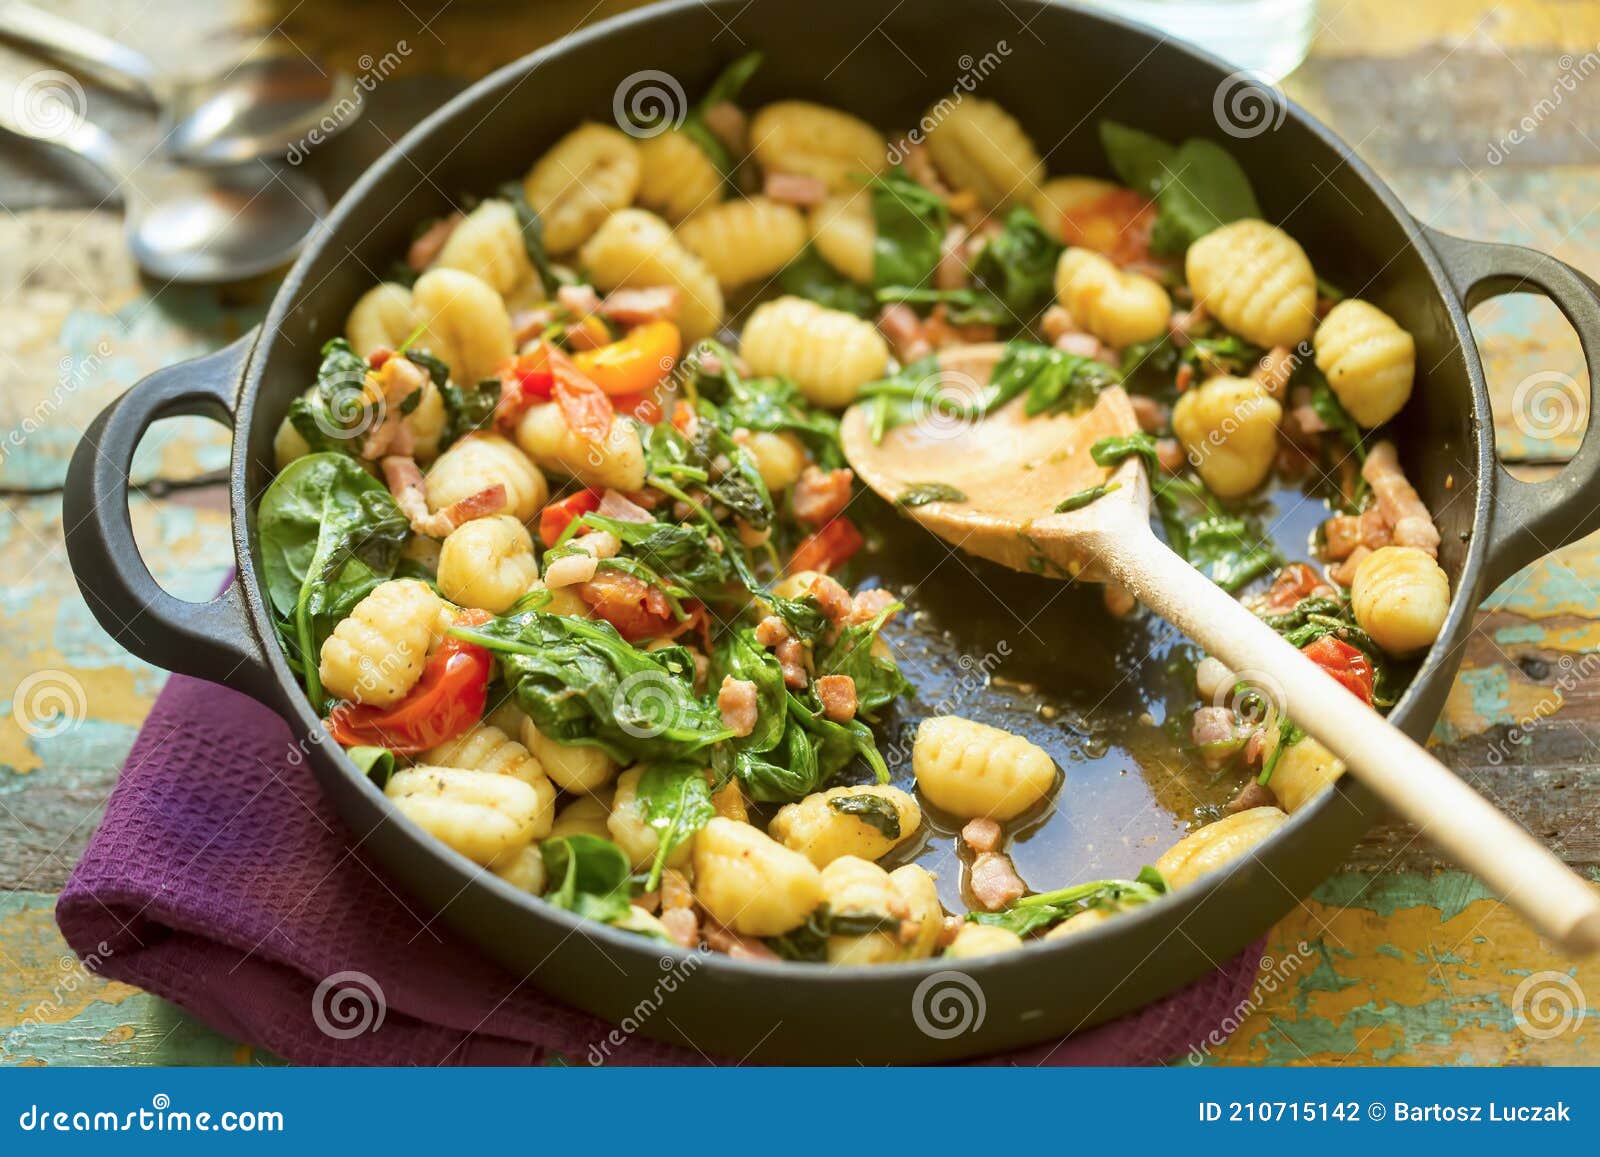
[63,0,1600,1062]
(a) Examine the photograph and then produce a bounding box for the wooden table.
[3,0,1598,1065]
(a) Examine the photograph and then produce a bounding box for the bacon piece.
[596,488,653,524]
[815,674,858,722]
[1168,304,1208,347]
[1329,545,1371,589]
[701,101,747,154]
[1227,781,1279,815]
[1362,441,1440,554]
[599,286,681,326]
[845,587,898,627]
[702,917,779,961]
[935,224,970,291]
[1129,395,1168,434]
[381,455,504,538]
[512,306,559,345]
[1054,331,1106,360]
[659,906,699,949]
[877,303,932,364]
[661,869,694,910]
[1191,705,1239,749]
[1040,306,1078,345]
[754,615,790,648]
[1290,402,1328,437]
[717,676,759,738]
[791,466,854,526]
[406,213,461,271]
[961,817,1003,855]
[805,575,853,625]
[1156,437,1186,474]
[762,170,827,207]
[969,852,1027,912]
[1255,562,1337,613]
[922,305,997,350]
[776,637,808,689]
[899,139,949,196]
[1322,508,1391,562]
[360,355,430,460]
[558,283,603,317]
[1252,345,1297,399]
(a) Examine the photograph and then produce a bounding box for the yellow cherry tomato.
[572,321,682,397]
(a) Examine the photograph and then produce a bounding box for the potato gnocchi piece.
[425,721,557,838]
[913,715,1057,821]
[692,816,823,937]
[519,717,620,794]
[1350,545,1450,656]
[807,192,875,284]
[741,430,809,493]
[526,578,593,619]
[1054,247,1171,348]
[513,402,647,492]
[890,864,944,960]
[346,282,419,357]
[1042,906,1115,940]
[1269,736,1344,814]
[437,515,540,614]
[493,844,548,893]
[749,101,887,193]
[676,196,808,290]
[548,790,615,840]
[318,579,446,708]
[637,129,724,223]
[1185,219,1317,348]
[579,209,724,342]
[768,784,921,867]
[819,855,906,965]
[1314,299,1416,428]
[945,922,1024,959]
[385,765,543,867]
[740,295,889,409]
[425,432,549,524]
[607,765,696,872]
[410,268,515,387]
[924,98,1043,211]
[1155,806,1287,889]
[1171,375,1284,499]
[523,123,642,253]
[434,199,538,298]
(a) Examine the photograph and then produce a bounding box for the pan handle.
[63,330,277,703]
[1423,225,1600,591]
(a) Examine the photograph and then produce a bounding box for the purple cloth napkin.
[58,669,1264,1066]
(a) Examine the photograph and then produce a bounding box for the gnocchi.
[385,765,543,867]
[1171,376,1284,499]
[433,199,538,298]
[425,433,549,525]
[692,817,823,937]
[768,784,921,866]
[424,721,557,838]
[913,715,1057,821]
[636,129,723,223]
[807,193,875,284]
[549,790,615,840]
[1054,246,1172,348]
[1314,299,1416,428]
[1350,545,1450,655]
[1185,219,1317,348]
[523,123,642,253]
[607,765,696,871]
[1155,806,1287,889]
[1268,736,1345,814]
[513,402,647,492]
[923,98,1043,211]
[676,196,808,290]
[346,282,418,357]
[437,515,540,614]
[318,579,446,708]
[409,268,516,387]
[520,718,620,794]
[740,296,890,408]
[749,101,887,193]
[945,923,1024,959]
[579,208,724,341]
[818,855,908,965]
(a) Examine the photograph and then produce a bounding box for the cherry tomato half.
[788,517,864,575]
[1302,635,1374,705]
[538,488,603,547]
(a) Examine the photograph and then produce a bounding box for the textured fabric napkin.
[57,665,1264,1066]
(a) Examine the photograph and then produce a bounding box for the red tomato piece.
[1301,635,1374,705]
[538,488,603,547]
[788,517,864,575]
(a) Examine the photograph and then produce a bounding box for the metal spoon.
[0,1,357,165]
[1,103,325,282]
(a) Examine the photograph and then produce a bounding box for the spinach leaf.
[766,592,831,646]
[711,628,787,754]
[1099,121,1175,199]
[346,746,396,787]
[970,206,1063,322]
[813,601,908,718]
[455,611,734,763]
[258,452,409,709]
[788,692,890,784]
[634,763,716,890]
[780,245,876,316]
[674,52,763,183]
[872,167,948,288]
[989,341,1120,417]
[1054,481,1121,513]
[495,181,566,292]
[765,903,900,962]
[692,346,845,469]
[541,834,634,923]
[441,378,501,448]
[730,722,821,803]
[286,338,375,454]
[582,512,736,596]
[874,285,1009,328]
[1150,138,1260,255]
[827,793,901,839]
[1304,365,1366,461]
[896,482,968,507]
[640,411,775,530]
[970,864,1168,936]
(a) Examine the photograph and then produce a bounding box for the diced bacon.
[815,674,858,722]
[1254,562,1337,612]
[599,286,681,326]
[659,906,699,949]
[1156,437,1186,474]
[381,455,504,538]
[805,574,853,624]
[512,306,559,345]
[939,914,965,947]
[545,553,599,588]
[596,488,653,523]
[1175,362,1195,392]
[406,213,461,271]
[1054,331,1105,360]
[661,868,694,910]
[1041,305,1079,344]
[702,918,779,961]
[717,676,759,738]
[1242,726,1268,767]
[1329,545,1371,588]
[1191,705,1239,748]
[776,637,808,689]
[1227,781,1279,814]
[754,615,790,648]
[701,101,747,154]
[1130,395,1168,433]
[877,303,932,364]
[1290,403,1328,437]
[1252,345,1297,399]
[1168,304,1208,347]
[360,355,430,460]
[923,305,997,350]
[564,321,610,352]
[762,170,828,207]
[791,466,854,526]
[935,224,970,291]
[558,283,603,317]
[969,852,1027,912]
[845,587,898,627]
[1363,441,1440,555]
[632,891,661,914]
[961,817,1003,855]
[1322,507,1390,562]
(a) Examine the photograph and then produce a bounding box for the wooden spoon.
[842,344,1600,955]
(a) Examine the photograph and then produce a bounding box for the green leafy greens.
[970,865,1168,936]
[1099,121,1260,255]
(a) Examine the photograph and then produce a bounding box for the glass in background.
[1083,0,1317,80]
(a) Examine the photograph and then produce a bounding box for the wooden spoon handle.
[1106,528,1600,956]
